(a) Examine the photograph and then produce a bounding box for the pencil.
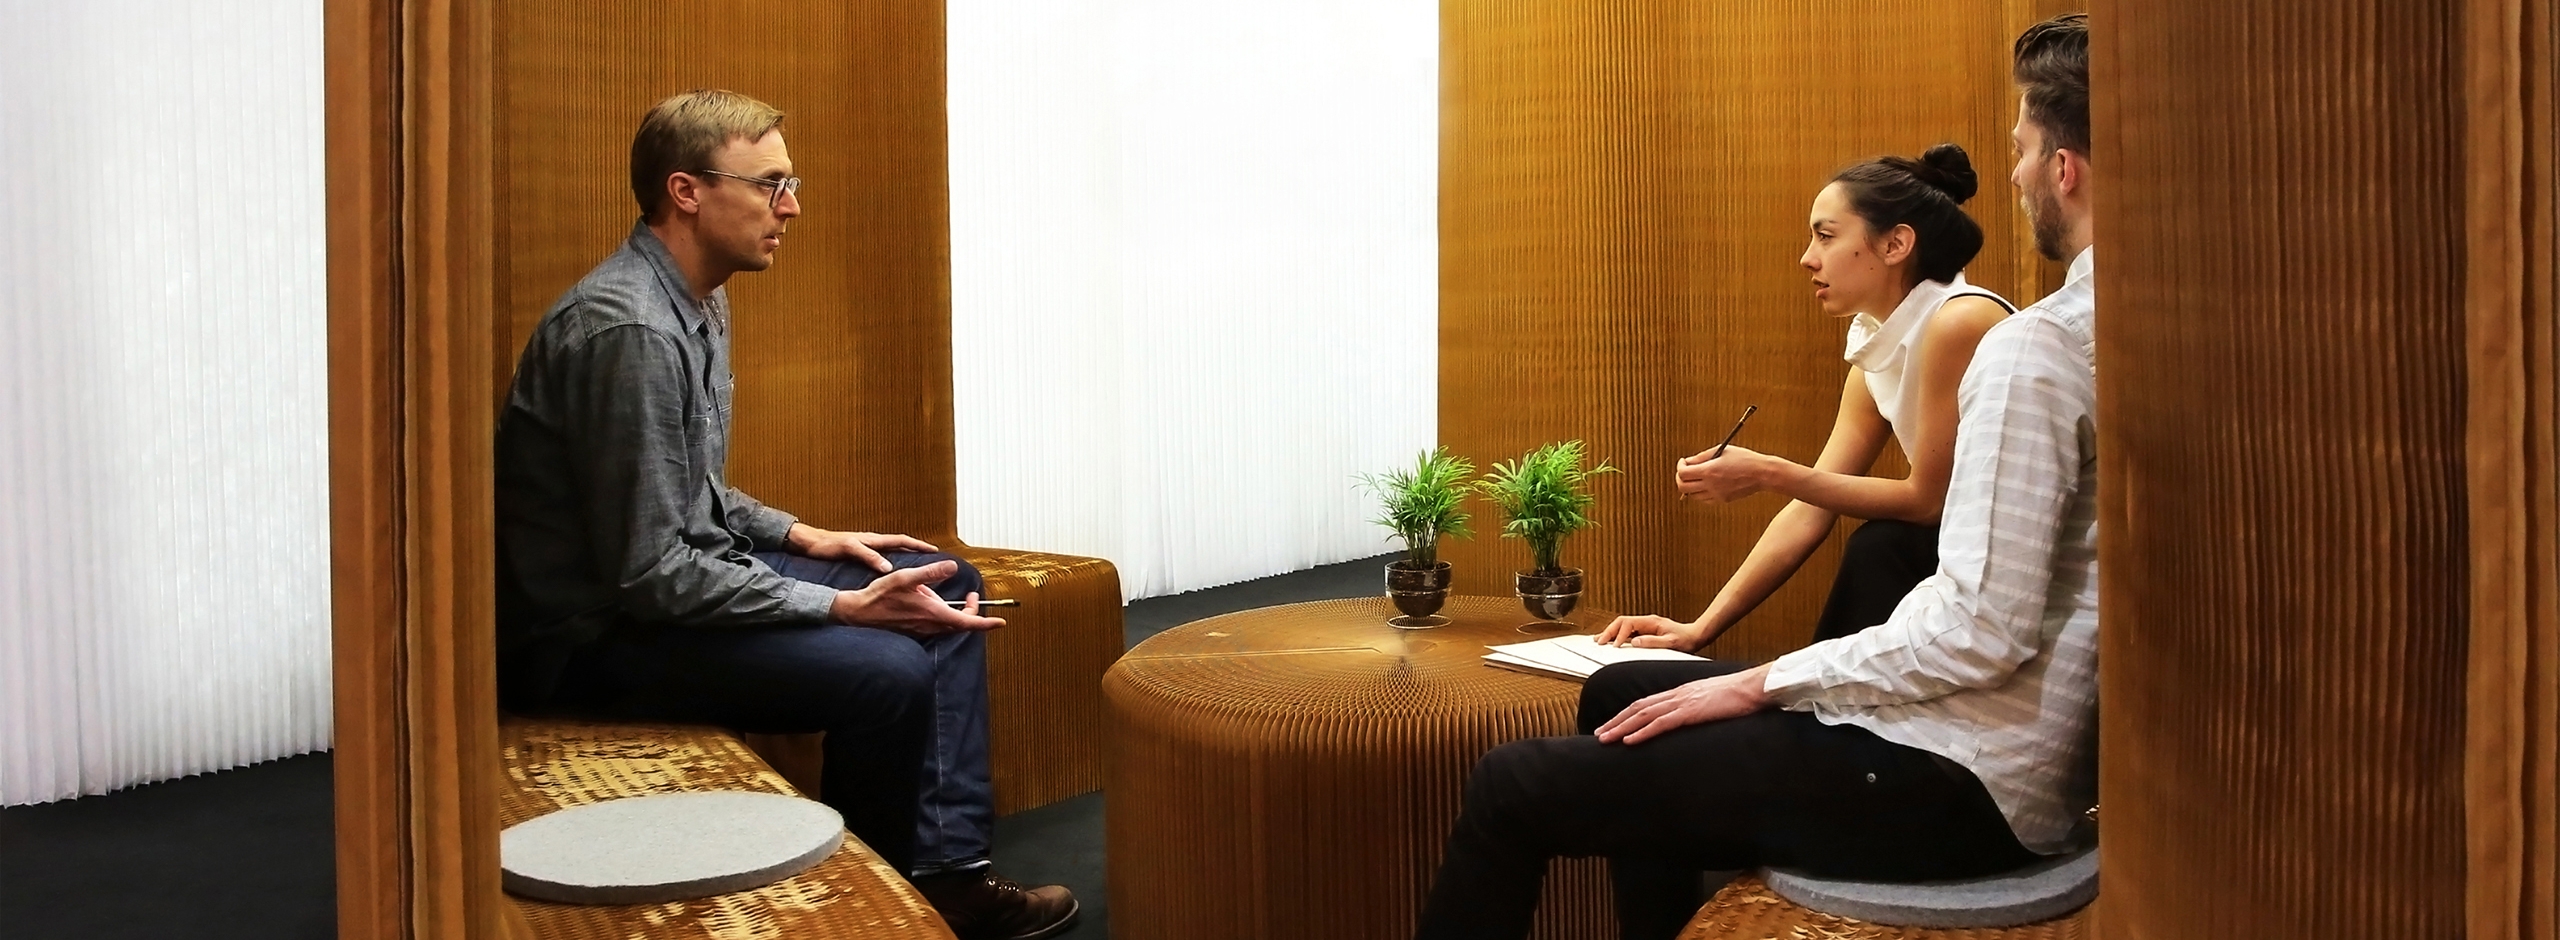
[946,598,1018,608]
[1713,404,1759,458]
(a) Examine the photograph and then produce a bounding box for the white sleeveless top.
[1842,273,2013,455]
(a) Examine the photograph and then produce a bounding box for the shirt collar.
[2065,246,2095,285]
[1845,273,1967,371]
[626,220,720,335]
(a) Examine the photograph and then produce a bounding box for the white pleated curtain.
[948,0,1439,600]
[0,2,330,805]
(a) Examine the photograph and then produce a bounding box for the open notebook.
[1483,633,1708,681]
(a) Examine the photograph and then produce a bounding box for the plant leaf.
[1356,446,1477,566]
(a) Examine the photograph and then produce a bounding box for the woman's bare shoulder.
[1931,294,2011,335]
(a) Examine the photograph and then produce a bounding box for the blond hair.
[629,89,786,220]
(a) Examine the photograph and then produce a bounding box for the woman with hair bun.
[1599,143,2013,653]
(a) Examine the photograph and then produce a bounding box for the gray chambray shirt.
[494,221,836,708]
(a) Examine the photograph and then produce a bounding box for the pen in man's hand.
[945,598,1019,608]
[1712,404,1760,458]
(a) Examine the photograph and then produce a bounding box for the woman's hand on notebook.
[1596,614,1708,653]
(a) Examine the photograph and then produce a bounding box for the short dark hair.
[2012,13,2090,157]
[630,89,786,220]
[1832,143,1986,285]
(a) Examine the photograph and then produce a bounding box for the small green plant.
[1357,446,1476,569]
[1475,440,1618,576]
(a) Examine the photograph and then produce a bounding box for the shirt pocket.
[686,366,731,434]
[682,391,717,487]
[683,399,716,445]
[682,379,733,485]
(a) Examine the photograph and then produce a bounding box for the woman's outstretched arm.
[1678,296,2007,524]
[1600,369,1892,651]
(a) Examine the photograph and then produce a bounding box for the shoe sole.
[994,898,1080,940]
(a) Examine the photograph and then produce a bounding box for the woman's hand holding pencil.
[1676,405,1768,503]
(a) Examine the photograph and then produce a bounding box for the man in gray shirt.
[495,89,1077,940]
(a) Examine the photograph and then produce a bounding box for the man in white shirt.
[1413,16,2097,940]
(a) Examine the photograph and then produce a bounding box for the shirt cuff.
[1760,647,1832,711]
[780,578,837,624]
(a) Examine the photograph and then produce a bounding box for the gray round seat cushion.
[501,791,845,905]
[1762,846,2097,929]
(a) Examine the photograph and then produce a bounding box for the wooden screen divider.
[327,0,521,937]
[2093,0,2467,934]
[1437,0,2072,664]
[2095,0,2560,935]
[2464,0,2560,935]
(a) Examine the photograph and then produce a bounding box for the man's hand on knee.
[787,522,941,573]
[828,560,1005,637]
[1594,664,1775,745]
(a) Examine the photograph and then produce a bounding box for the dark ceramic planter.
[1515,567,1583,621]
[1385,560,1453,624]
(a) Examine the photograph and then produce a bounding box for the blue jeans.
[550,550,995,876]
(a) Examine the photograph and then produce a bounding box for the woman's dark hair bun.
[1914,142,1978,203]
[1830,143,1987,284]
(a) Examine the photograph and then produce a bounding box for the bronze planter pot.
[1385,560,1454,625]
[1515,567,1583,622]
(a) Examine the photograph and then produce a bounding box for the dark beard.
[2027,183,2067,261]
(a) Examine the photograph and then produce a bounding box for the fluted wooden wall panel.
[1440,1,2068,662]
[2094,1,2472,936]
[328,0,511,934]
[494,0,955,540]
[2466,0,2560,935]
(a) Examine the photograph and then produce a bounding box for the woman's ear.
[1879,223,1918,267]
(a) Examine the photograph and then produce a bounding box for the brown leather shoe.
[914,868,1079,940]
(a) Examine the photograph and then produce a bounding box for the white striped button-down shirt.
[1763,248,2099,855]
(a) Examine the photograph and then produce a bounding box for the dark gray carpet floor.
[0,751,338,939]
[0,552,1391,940]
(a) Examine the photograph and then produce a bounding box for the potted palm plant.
[1475,440,1618,623]
[1357,446,1475,628]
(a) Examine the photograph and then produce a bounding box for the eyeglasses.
[693,169,802,209]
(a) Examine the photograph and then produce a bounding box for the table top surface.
[1104,597,1627,937]
[1108,595,1621,720]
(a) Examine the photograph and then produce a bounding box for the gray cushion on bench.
[501,791,845,905]
[1762,846,2097,929]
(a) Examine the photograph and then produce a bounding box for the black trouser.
[1813,518,1939,644]
[1413,660,2036,940]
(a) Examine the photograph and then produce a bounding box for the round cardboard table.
[1104,595,1621,940]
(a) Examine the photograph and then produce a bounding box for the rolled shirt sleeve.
[566,322,836,626]
[1763,317,2087,709]
[721,485,800,550]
